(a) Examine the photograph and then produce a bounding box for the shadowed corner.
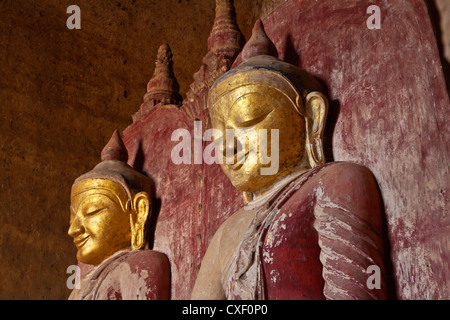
[374,174,398,300]
[282,33,301,67]
[323,98,340,163]
[145,195,161,251]
[131,139,145,174]
[130,140,161,250]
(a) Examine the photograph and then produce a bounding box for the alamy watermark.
[170,121,280,175]
[66,4,380,31]
[66,5,81,30]
[366,264,382,290]
[366,5,381,30]
[66,265,81,290]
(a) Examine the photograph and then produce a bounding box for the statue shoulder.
[309,161,382,227]
[318,161,377,183]
[118,249,170,275]
[304,162,388,299]
[101,250,171,300]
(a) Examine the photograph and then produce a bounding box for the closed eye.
[236,110,273,128]
[85,207,106,217]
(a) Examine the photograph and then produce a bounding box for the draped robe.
[68,249,170,300]
[221,162,390,300]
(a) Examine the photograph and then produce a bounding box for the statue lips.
[74,235,90,248]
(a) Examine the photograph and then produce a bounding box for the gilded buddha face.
[68,179,132,266]
[209,79,306,193]
[208,57,328,195]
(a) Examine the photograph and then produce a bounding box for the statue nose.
[68,212,85,238]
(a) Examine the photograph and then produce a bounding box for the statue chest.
[261,190,325,300]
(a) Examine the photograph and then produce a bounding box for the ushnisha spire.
[73,129,154,200]
[101,129,128,162]
[241,19,278,62]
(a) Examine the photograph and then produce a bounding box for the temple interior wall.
[0,0,447,299]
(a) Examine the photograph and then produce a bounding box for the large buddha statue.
[68,130,170,300]
[191,20,391,300]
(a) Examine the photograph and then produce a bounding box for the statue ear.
[130,192,151,250]
[304,91,328,167]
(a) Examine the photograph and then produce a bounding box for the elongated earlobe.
[305,91,328,167]
[130,192,151,250]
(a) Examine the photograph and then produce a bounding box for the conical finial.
[143,43,182,107]
[101,130,128,162]
[207,0,245,57]
[241,19,278,62]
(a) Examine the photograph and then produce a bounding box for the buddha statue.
[68,130,170,300]
[191,20,391,300]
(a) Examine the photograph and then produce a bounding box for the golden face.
[209,70,306,193]
[68,179,131,266]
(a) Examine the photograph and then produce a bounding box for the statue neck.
[244,163,310,210]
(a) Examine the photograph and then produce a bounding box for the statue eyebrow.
[72,189,127,211]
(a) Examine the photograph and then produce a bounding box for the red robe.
[69,249,170,300]
[222,162,390,300]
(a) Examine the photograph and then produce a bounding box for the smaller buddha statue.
[68,130,170,300]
